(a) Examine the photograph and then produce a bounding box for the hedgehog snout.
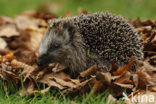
[37,59,43,66]
[37,54,52,66]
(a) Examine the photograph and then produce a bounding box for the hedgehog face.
[37,22,75,66]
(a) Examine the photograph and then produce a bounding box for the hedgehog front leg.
[63,67,80,79]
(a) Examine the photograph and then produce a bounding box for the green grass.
[0,92,112,104]
[0,80,117,104]
[0,77,118,104]
[0,74,124,104]
[0,0,156,20]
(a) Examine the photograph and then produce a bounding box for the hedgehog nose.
[37,59,43,66]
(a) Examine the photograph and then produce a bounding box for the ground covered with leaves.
[0,11,156,104]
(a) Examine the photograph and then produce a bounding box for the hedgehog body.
[37,13,143,78]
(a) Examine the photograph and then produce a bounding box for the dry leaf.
[19,80,35,96]
[136,70,156,89]
[0,16,14,25]
[52,63,66,73]
[106,94,117,104]
[80,63,99,77]
[113,57,135,76]
[0,24,19,37]
[38,72,72,90]
[90,80,104,95]
[14,15,38,30]
[138,61,156,71]
[0,38,7,49]
[114,83,133,89]
[96,72,111,85]
[11,59,35,81]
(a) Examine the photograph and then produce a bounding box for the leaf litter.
[0,11,156,103]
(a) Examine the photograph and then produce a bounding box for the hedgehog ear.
[62,22,75,42]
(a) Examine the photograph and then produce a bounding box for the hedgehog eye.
[54,44,60,49]
[50,44,60,50]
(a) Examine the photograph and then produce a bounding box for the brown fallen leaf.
[11,59,36,81]
[106,94,117,104]
[52,63,66,73]
[148,56,156,66]
[136,70,156,89]
[0,52,14,63]
[0,63,19,81]
[130,18,142,28]
[0,24,19,37]
[25,28,43,52]
[0,38,7,50]
[14,50,37,65]
[0,49,10,55]
[25,86,51,96]
[113,83,133,89]
[80,63,99,77]
[113,57,135,76]
[19,80,35,96]
[0,16,14,25]
[61,77,96,95]
[49,77,77,88]
[138,61,156,71]
[148,86,156,92]
[39,76,64,90]
[89,80,104,95]
[14,14,39,30]
[114,71,132,85]
[37,72,73,90]
[96,72,111,85]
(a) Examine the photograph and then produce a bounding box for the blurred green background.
[0,0,156,20]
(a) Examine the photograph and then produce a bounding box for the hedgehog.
[37,13,143,78]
